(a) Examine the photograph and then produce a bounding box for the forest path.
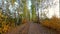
[7,22,60,34]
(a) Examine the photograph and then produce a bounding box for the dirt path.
[28,23,60,34]
[7,22,60,34]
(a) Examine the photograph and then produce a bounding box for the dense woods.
[0,0,59,34]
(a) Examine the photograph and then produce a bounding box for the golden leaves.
[3,25,9,32]
[41,16,60,31]
[0,12,13,34]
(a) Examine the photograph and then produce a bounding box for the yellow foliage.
[3,25,9,33]
[0,12,15,34]
[41,16,60,31]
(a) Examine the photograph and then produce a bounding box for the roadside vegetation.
[41,15,60,31]
[0,0,59,34]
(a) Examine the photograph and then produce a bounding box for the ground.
[6,22,60,34]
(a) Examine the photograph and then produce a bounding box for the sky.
[28,0,59,18]
[48,0,59,18]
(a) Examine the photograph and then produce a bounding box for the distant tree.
[31,0,36,21]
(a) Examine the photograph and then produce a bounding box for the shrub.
[0,12,15,34]
[41,15,60,31]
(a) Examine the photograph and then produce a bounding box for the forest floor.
[6,22,60,34]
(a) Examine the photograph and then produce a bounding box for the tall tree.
[31,0,36,21]
[21,0,28,20]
